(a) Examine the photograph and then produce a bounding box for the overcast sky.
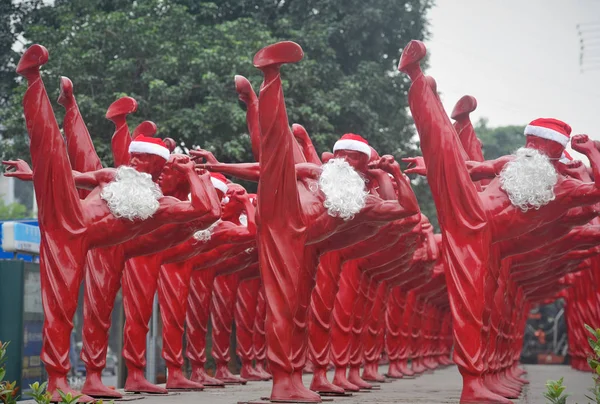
[425,0,600,160]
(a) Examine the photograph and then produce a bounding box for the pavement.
[22,365,595,404]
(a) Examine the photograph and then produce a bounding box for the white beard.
[499,147,558,212]
[315,158,369,221]
[193,220,221,242]
[100,166,163,220]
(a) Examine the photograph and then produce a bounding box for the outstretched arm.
[355,157,421,223]
[375,156,420,215]
[213,250,258,277]
[3,159,114,189]
[200,162,260,183]
[156,158,221,222]
[465,156,513,181]
[404,155,513,181]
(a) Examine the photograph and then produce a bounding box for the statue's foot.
[240,362,269,381]
[348,367,373,389]
[234,75,256,102]
[386,361,404,379]
[361,363,385,382]
[81,370,123,398]
[16,44,49,79]
[57,76,74,107]
[424,357,439,370]
[215,365,247,385]
[483,374,519,399]
[439,355,453,366]
[460,374,512,404]
[451,95,478,121]
[106,96,138,121]
[255,363,273,380]
[166,367,204,391]
[309,367,345,394]
[398,360,415,377]
[270,371,321,403]
[253,41,304,69]
[412,360,427,375]
[398,40,426,80]
[332,369,360,392]
[124,368,168,394]
[190,365,225,387]
[48,373,94,403]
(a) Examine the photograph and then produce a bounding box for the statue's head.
[157,154,190,196]
[128,135,170,181]
[524,118,571,159]
[222,183,249,221]
[209,172,229,203]
[332,133,372,173]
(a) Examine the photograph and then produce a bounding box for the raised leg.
[17,44,91,403]
[254,41,320,403]
[399,41,506,404]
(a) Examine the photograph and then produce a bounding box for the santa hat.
[559,150,573,164]
[333,133,372,158]
[128,135,171,160]
[210,173,229,195]
[524,118,572,147]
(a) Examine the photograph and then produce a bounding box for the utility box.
[0,259,46,397]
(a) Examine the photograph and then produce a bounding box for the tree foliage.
[0,0,432,170]
[474,118,525,160]
[0,201,28,221]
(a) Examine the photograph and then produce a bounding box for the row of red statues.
[3,38,598,404]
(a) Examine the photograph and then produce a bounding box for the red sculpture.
[122,181,255,391]
[252,41,419,403]
[7,44,225,402]
[400,39,600,403]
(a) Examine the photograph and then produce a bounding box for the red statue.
[7,44,222,402]
[122,180,255,392]
[252,41,419,403]
[399,39,600,403]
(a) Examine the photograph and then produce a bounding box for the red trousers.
[235,278,261,363]
[253,286,268,363]
[158,261,194,368]
[122,255,162,369]
[80,247,126,371]
[186,269,217,367]
[211,273,240,366]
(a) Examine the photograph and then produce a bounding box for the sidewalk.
[118,365,595,404]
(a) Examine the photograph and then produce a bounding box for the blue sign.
[1,222,40,254]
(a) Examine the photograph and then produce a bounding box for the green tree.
[475,118,525,160]
[0,200,28,220]
[0,0,432,170]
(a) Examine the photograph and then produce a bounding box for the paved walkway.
[102,365,593,404]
